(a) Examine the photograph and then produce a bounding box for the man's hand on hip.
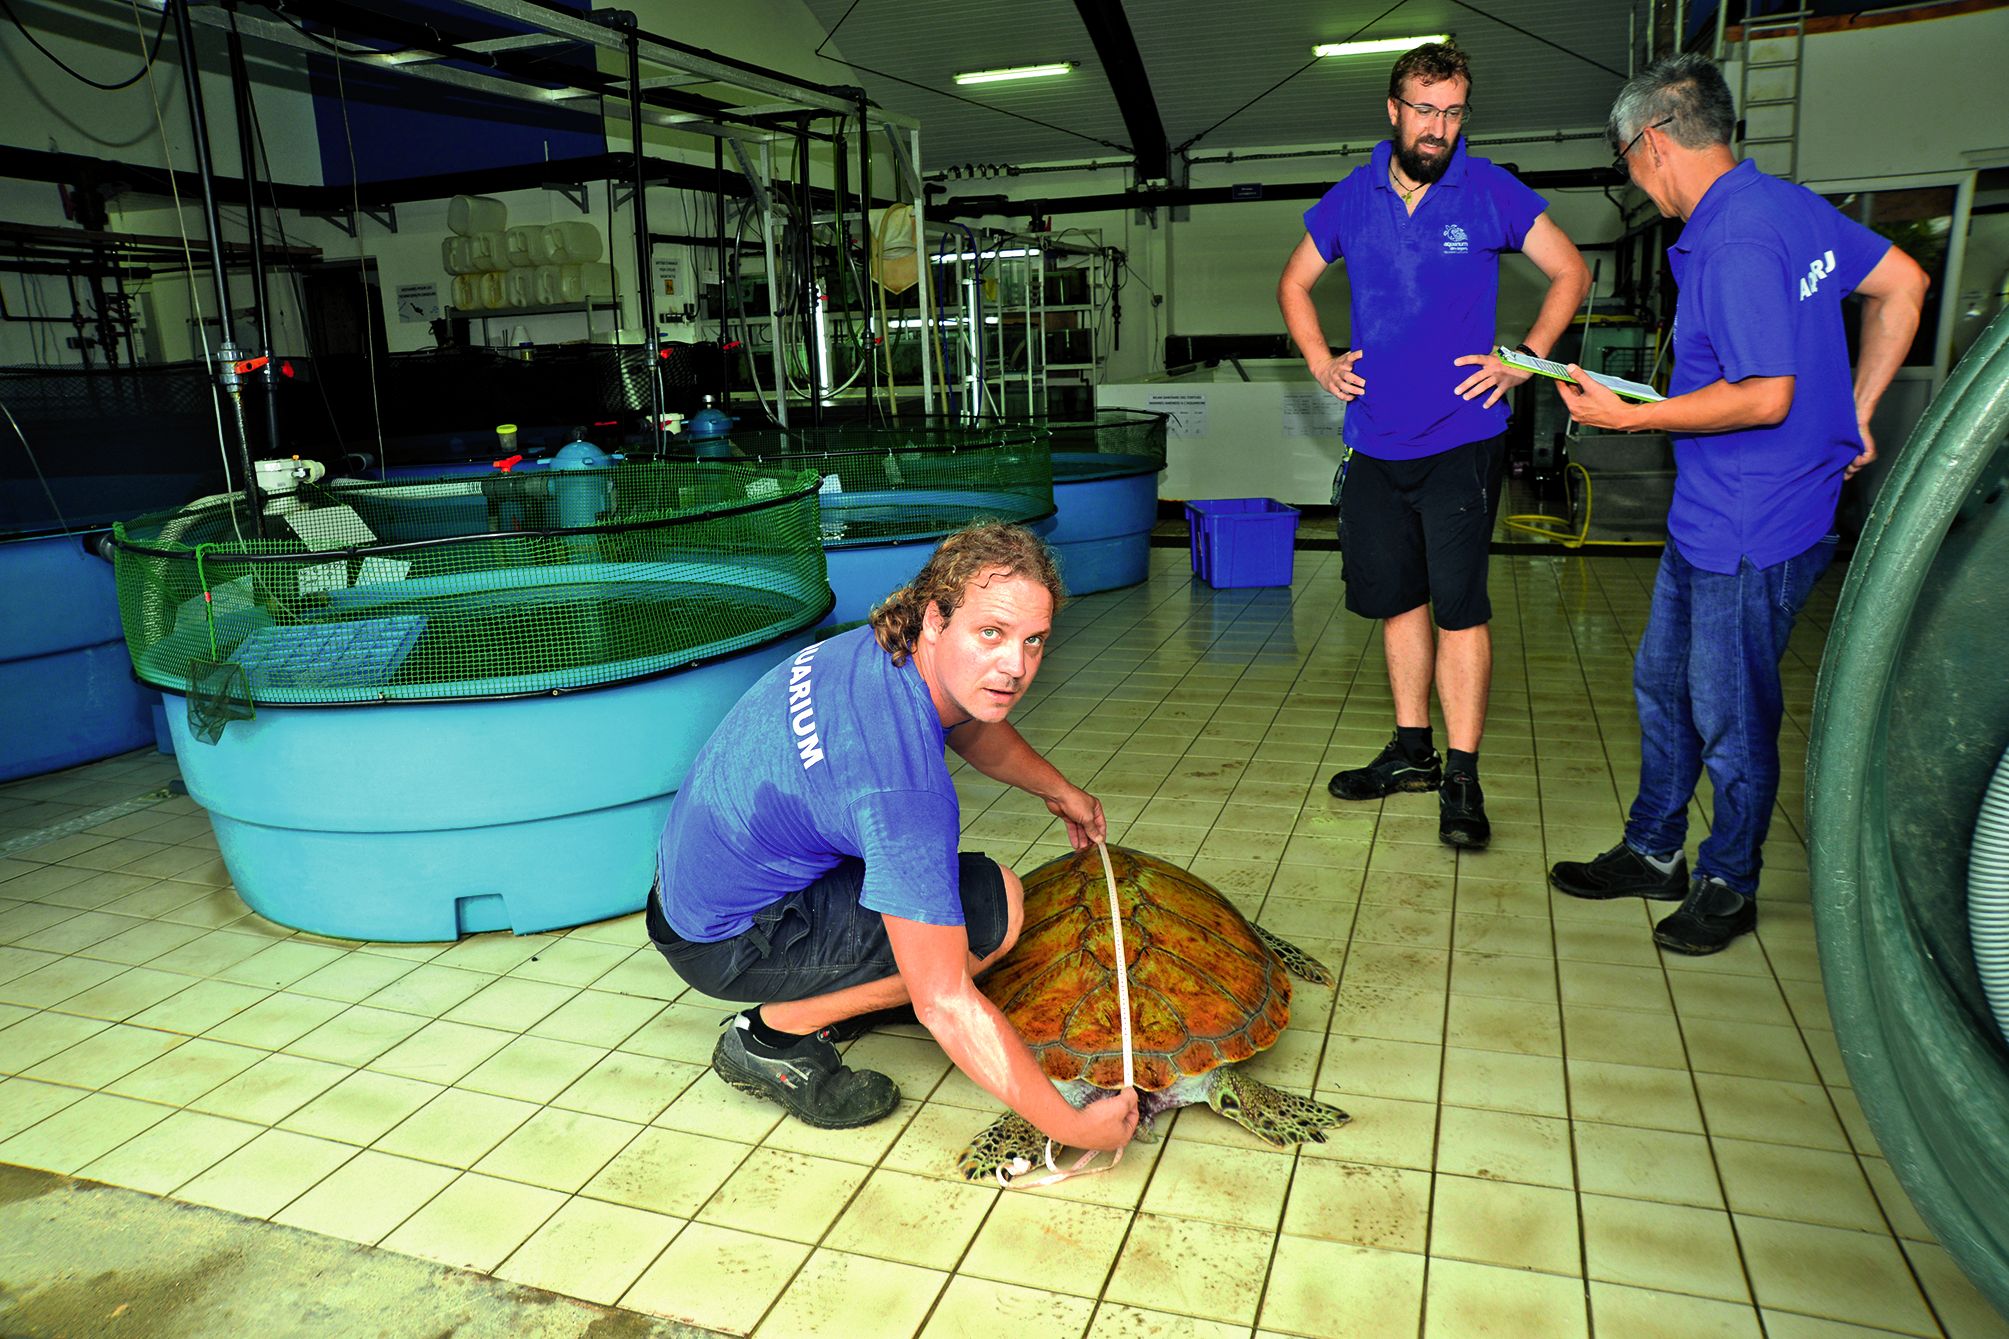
[1314,350,1366,402]
[1453,351,1531,409]
[1846,411,1877,480]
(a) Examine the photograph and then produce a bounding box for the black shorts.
[645,853,1010,1004]
[1334,432,1505,630]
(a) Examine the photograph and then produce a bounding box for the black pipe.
[64,272,91,370]
[225,7,281,460]
[856,93,874,419]
[714,136,728,406]
[115,268,138,367]
[86,270,118,367]
[833,125,850,408]
[797,118,819,426]
[169,0,263,529]
[624,25,662,450]
[936,165,1630,219]
[646,231,762,253]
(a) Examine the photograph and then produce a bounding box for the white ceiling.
[805,0,1640,173]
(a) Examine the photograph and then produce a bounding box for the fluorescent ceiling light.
[1312,35,1451,58]
[955,63,1074,86]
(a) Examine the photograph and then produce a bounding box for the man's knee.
[976,863,1025,970]
[997,863,1024,953]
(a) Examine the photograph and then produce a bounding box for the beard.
[1393,130,1457,185]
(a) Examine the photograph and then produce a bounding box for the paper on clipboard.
[1497,346,1664,403]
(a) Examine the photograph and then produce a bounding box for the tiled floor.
[4,545,2008,1338]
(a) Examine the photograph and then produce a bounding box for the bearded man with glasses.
[1279,41,1590,851]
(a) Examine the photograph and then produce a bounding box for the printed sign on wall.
[1281,392,1343,437]
[395,282,439,323]
[1145,392,1209,438]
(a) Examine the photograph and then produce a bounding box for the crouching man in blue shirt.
[1548,55,1929,954]
[646,522,1139,1152]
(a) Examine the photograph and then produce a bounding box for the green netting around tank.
[707,421,1055,547]
[1042,409,1169,482]
[110,461,830,706]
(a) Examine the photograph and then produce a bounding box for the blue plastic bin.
[1186,498,1300,588]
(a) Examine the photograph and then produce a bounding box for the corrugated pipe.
[1974,747,2009,1045]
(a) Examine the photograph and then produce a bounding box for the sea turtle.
[956,844,1350,1181]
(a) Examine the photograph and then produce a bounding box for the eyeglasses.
[1612,116,1674,178]
[1391,96,1469,125]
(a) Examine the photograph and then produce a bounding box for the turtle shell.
[980,845,1292,1092]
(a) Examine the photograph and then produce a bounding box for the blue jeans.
[1623,535,1838,895]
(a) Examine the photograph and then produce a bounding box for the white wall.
[1,3,321,367]
[0,0,858,367]
[3,5,320,178]
[10,2,2007,395]
[1793,7,2009,184]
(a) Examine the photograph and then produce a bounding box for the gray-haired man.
[1547,55,1928,954]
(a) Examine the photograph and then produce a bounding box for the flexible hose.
[1972,746,2009,1047]
[1502,459,1667,549]
[871,204,902,418]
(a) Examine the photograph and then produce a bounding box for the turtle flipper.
[956,1112,1048,1183]
[1207,1068,1350,1147]
[1253,923,1335,986]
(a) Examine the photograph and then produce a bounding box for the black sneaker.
[1549,843,1688,901]
[711,1016,901,1128]
[820,1003,920,1044]
[1438,773,1490,848]
[1653,876,1756,955]
[1329,737,1442,801]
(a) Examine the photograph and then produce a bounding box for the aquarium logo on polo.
[1442,224,1469,254]
[1799,249,1837,301]
[784,641,825,770]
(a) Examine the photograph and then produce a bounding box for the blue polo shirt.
[655,625,963,942]
[1302,138,1548,460]
[1665,160,1890,573]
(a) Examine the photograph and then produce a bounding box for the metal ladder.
[1738,11,1807,181]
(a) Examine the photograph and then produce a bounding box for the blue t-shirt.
[1302,138,1548,461]
[1665,160,1890,574]
[655,625,962,942]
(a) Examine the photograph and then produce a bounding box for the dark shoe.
[820,1003,920,1044]
[1653,876,1756,955]
[1438,772,1490,848]
[1549,843,1688,901]
[711,1017,901,1128]
[1329,736,1441,801]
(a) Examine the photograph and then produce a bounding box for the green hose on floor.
[1808,308,2009,1319]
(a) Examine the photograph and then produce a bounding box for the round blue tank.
[155,632,813,940]
[1048,452,1163,594]
[114,461,832,940]
[0,533,154,781]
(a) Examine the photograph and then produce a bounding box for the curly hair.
[1388,41,1472,102]
[869,521,1065,666]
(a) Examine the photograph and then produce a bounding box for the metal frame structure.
[133,0,932,448]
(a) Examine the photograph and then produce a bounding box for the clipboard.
[1496,346,1664,403]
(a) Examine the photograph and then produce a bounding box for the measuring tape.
[998,839,1135,1188]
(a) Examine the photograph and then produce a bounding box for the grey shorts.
[645,853,1010,1003]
